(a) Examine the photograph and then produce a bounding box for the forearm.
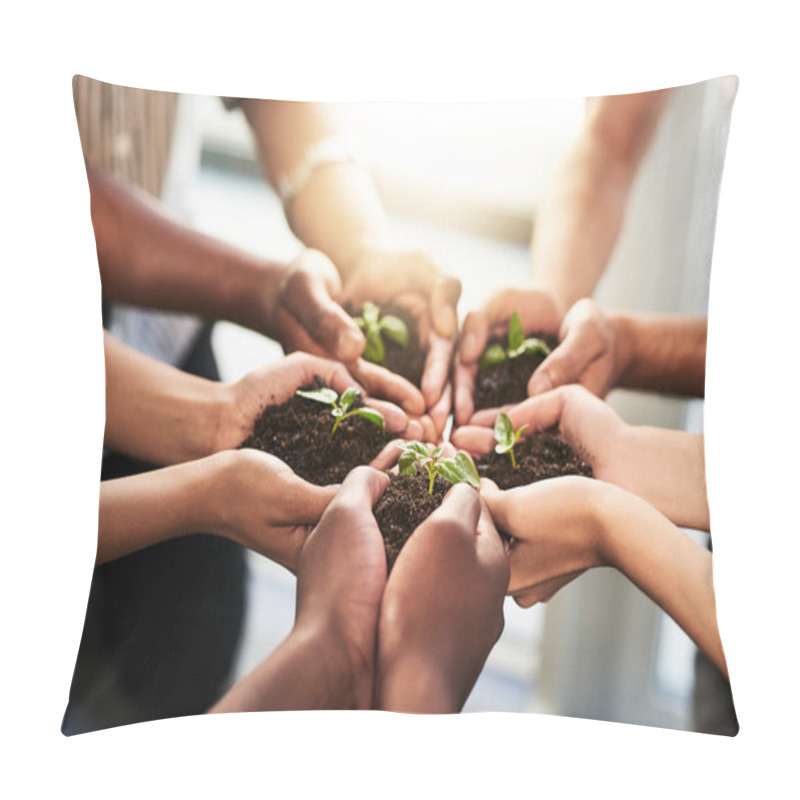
[210,623,359,713]
[239,99,388,277]
[530,140,635,313]
[89,165,287,336]
[615,426,709,531]
[597,486,727,677]
[531,90,670,312]
[613,312,707,396]
[98,456,220,564]
[103,332,232,465]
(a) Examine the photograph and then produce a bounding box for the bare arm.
[530,90,671,311]
[88,165,289,337]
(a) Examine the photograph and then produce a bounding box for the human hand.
[294,466,391,709]
[527,298,627,398]
[206,449,338,571]
[454,286,563,425]
[480,475,605,607]
[451,383,627,485]
[342,243,461,437]
[267,249,427,417]
[215,351,421,451]
[376,484,509,713]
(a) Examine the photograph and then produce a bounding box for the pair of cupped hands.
[205,245,633,611]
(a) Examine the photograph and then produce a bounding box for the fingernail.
[338,328,364,360]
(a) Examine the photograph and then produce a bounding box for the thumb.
[431,275,462,339]
[282,266,366,362]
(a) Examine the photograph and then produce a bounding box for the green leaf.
[455,452,481,488]
[436,458,469,486]
[296,387,338,405]
[399,441,432,461]
[432,446,443,458]
[363,325,385,364]
[493,412,514,447]
[379,315,408,348]
[398,451,419,475]
[351,407,386,436]
[479,344,507,370]
[513,423,529,444]
[361,301,381,325]
[508,311,525,352]
[339,386,359,412]
[512,337,551,359]
[353,316,366,330]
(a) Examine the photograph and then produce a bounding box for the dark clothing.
[62,324,247,735]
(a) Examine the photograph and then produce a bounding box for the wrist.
[609,312,637,389]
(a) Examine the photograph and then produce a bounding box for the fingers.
[469,403,515,427]
[476,498,511,583]
[506,389,566,434]
[281,253,366,362]
[422,482,482,537]
[369,439,403,472]
[420,333,453,409]
[350,359,426,417]
[430,275,462,339]
[528,326,600,397]
[453,358,476,427]
[427,382,452,441]
[459,309,490,364]
[362,397,409,435]
[449,425,495,456]
[323,465,390,519]
[308,355,367,398]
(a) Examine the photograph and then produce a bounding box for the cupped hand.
[527,298,624,398]
[216,351,415,451]
[480,475,605,607]
[295,466,391,707]
[208,448,339,572]
[451,384,627,486]
[342,244,461,434]
[454,286,563,425]
[376,483,509,713]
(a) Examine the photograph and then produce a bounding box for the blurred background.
[95,78,735,729]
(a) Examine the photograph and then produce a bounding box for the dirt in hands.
[476,427,593,490]
[239,376,387,486]
[373,471,449,572]
[473,332,559,411]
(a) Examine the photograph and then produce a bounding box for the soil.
[476,426,593,490]
[373,471,449,571]
[349,301,426,387]
[239,376,387,486]
[473,332,559,411]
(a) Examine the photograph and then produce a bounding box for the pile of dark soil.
[349,301,426,387]
[373,471,449,571]
[239,377,387,486]
[476,427,593,490]
[473,332,558,411]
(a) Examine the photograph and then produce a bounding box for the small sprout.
[493,412,528,470]
[353,302,409,365]
[396,441,481,495]
[478,310,552,370]
[296,385,385,441]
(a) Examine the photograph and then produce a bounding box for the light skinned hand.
[528,298,624,398]
[342,243,461,435]
[376,483,509,713]
[215,351,421,451]
[208,449,339,571]
[454,286,563,425]
[453,384,709,531]
[480,475,604,607]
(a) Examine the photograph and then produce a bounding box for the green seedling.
[296,385,385,441]
[494,412,528,470]
[353,301,409,365]
[396,441,481,495]
[479,310,552,370]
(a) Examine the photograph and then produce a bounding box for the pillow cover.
[62,74,737,735]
